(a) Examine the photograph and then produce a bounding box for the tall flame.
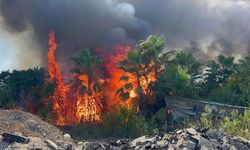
[48,32,71,125]
[48,32,103,125]
[47,32,156,125]
[103,46,138,110]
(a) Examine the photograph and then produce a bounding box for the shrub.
[68,107,148,139]
[199,106,213,128]
[198,107,250,140]
[148,108,175,132]
[220,110,250,140]
[102,107,148,138]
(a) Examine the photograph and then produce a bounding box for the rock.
[222,143,231,150]
[167,144,175,150]
[187,140,197,149]
[191,135,214,149]
[27,143,43,150]
[130,135,157,147]
[119,144,129,150]
[176,129,183,134]
[0,110,64,142]
[233,136,250,146]
[45,139,58,150]
[143,142,152,149]
[0,141,9,150]
[75,142,84,150]
[206,129,225,142]
[176,138,184,147]
[83,142,107,150]
[117,139,129,145]
[63,133,71,143]
[1,133,30,144]
[77,141,83,146]
[26,119,38,131]
[110,140,119,147]
[162,133,171,141]
[210,138,221,149]
[55,139,63,145]
[200,145,209,150]
[186,128,198,135]
[13,132,23,136]
[3,137,49,150]
[156,140,168,148]
[230,146,237,150]
[62,142,73,150]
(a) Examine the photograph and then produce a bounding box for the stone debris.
[45,139,58,150]
[0,110,249,150]
[82,128,250,150]
[0,128,250,150]
[63,133,71,143]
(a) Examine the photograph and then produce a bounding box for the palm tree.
[117,35,166,116]
[71,49,103,95]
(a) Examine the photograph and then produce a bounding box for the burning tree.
[48,32,104,125]
[47,32,167,125]
[70,49,104,123]
[117,35,165,115]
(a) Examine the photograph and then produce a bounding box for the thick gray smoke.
[129,0,250,60]
[0,0,250,69]
[0,0,151,67]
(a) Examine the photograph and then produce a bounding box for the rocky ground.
[0,109,250,150]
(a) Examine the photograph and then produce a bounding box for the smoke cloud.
[0,0,250,70]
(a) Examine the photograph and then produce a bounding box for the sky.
[0,16,42,71]
[0,0,250,71]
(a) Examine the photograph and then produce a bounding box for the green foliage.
[102,107,148,137]
[0,67,46,112]
[148,108,174,132]
[71,49,102,75]
[198,107,250,140]
[157,65,189,96]
[220,110,250,139]
[156,51,201,98]
[202,55,235,97]
[206,55,250,106]
[37,100,55,121]
[71,49,103,95]
[69,107,148,139]
[199,106,213,128]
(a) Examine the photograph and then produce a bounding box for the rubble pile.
[0,110,249,149]
[82,128,250,150]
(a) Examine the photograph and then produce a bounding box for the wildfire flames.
[103,46,138,110]
[48,32,156,125]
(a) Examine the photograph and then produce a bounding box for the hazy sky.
[0,0,250,71]
[0,16,42,71]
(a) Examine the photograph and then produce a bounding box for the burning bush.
[48,32,104,125]
[47,32,167,125]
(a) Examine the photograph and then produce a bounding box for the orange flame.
[47,32,157,125]
[103,46,138,110]
[104,46,157,110]
[48,32,103,125]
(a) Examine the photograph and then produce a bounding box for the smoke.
[129,0,250,60]
[0,0,150,68]
[0,16,42,71]
[0,0,250,70]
